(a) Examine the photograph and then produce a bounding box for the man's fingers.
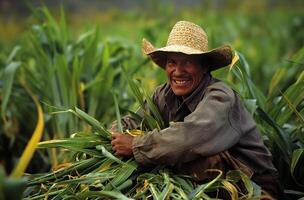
[111,132,123,138]
[111,133,117,139]
[110,133,133,157]
[111,134,120,152]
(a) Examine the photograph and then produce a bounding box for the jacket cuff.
[132,136,152,166]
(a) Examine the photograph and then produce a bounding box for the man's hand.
[111,133,134,157]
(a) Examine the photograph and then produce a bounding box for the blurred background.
[1,0,303,88]
[0,0,303,198]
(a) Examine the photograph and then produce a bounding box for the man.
[111,21,281,198]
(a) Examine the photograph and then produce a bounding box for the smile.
[172,79,191,86]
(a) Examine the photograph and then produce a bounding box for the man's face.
[165,53,207,97]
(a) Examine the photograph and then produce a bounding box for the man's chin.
[172,88,191,97]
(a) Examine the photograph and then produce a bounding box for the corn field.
[0,2,303,200]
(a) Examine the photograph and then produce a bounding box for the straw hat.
[142,21,233,71]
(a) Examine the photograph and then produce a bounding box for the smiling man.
[111,21,281,199]
[166,52,208,97]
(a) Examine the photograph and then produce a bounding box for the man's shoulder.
[206,80,235,98]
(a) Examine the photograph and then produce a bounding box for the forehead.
[166,52,200,62]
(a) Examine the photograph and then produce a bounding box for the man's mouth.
[172,78,191,86]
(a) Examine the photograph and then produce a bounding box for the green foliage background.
[0,1,303,199]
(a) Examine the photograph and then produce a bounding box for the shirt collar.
[164,73,212,113]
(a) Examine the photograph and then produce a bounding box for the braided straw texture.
[167,21,208,52]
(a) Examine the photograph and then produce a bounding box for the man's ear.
[200,63,209,74]
[202,66,209,73]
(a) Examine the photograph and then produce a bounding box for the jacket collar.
[164,73,212,113]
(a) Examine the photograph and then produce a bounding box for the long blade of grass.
[275,73,304,125]
[235,53,267,110]
[121,65,145,107]
[38,135,103,149]
[228,51,240,71]
[113,91,123,132]
[122,65,162,130]
[104,164,136,190]
[257,108,291,163]
[172,176,194,194]
[10,81,44,178]
[149,183,160,200]
[144,90,164,129]
[226,170,261,199]
[221,179,238,200]
[267,68,286,97]
[96,145,124,165]
[74,107,111,139]
[281,91,304,126]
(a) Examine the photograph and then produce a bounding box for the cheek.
[191,69,205,84]
[165,67,173,77]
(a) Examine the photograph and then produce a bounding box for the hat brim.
[142,38,233,71]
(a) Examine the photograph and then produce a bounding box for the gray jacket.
[121,75,277,175]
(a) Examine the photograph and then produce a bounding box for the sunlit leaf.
[10,82,44,178]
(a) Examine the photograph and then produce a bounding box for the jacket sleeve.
[132,83,242,166]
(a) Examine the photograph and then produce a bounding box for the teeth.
[174,80,187,84]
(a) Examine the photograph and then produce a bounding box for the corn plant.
[1,4,303,199]
[0,6,145,173]
[222,49,304,198]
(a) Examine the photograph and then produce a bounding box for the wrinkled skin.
[165,52,208,98]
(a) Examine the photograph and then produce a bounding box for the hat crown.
[166,21,208,52]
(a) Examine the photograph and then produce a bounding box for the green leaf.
[257,108,291,163]
[10,82,44,178]
[243,99,257,115]
[96,145,124,165]
[149,183,160,200]
[144,90,164,129]
[290,149,304,184]
[104,161,137,190]
[113,92,123,133]
[188,169,222,199]
[1,164,27,200]
[234,53,267,110]
[226,170,261,199]
[77,190,133,200]
[158,173,174,200]
[6,46,21,63]
[74,107,111,139]
[268,68,286,97]
[276,75,304,126]
[1,62,21,117]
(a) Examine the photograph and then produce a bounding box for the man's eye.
[185,60,193,65]
[167,59,175,65]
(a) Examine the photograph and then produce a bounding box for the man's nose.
[174,63,184,74]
